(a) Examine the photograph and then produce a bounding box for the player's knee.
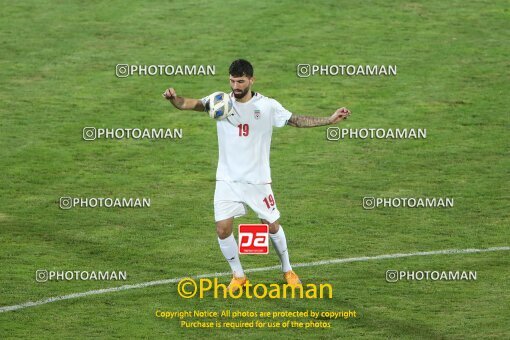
[216,227,231,239]
[261,219,280,234]
[267,222,280,234]
[216,223,232,239]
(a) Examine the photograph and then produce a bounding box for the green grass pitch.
[0,0,508,338]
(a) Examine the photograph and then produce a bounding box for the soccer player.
[163,59,351,292]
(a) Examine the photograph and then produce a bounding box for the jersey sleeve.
[271,99,293,128]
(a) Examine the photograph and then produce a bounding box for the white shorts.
[214,181,281,223]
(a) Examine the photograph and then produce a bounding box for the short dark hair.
[229,59,253,77]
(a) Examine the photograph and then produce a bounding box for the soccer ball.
[208,92,234,120]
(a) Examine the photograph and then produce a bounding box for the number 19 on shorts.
[238,224,269,254]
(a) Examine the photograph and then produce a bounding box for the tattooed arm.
[287,107,351,128]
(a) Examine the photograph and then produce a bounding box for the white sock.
[218,234,245,278]
[269,226,292,273]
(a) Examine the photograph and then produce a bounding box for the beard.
[232,87,250,99]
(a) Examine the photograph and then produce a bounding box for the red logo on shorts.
[238,224,269,254]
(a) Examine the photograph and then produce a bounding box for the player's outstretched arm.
[287,107,351,128]
[162,87,205,112]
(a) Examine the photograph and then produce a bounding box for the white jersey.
[201,92,292,184]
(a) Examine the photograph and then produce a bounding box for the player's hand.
[329,107,351,124]
[162,88,177,100]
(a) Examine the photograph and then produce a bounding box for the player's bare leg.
[261,219,302,286]
[216,217,234,239]
[216,217,248,292]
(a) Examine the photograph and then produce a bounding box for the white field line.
[1,246,508,313]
